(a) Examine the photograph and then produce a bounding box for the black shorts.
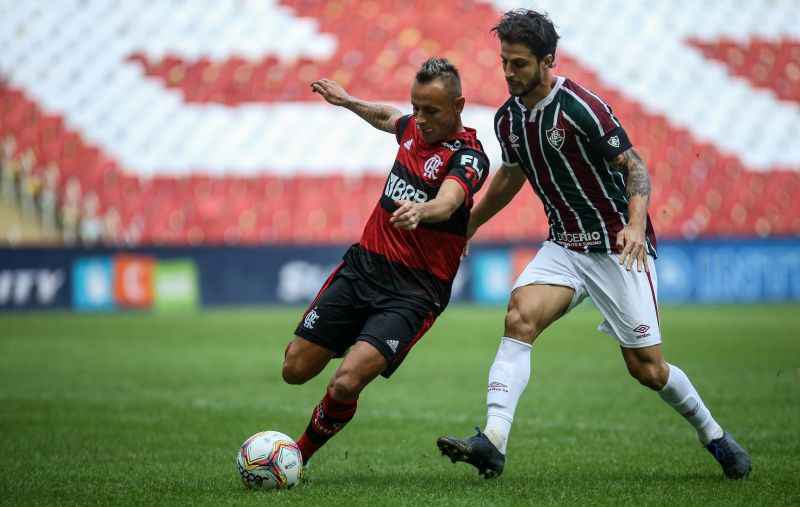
[294,262,437,378]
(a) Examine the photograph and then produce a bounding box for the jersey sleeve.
[395,115,413,144]
[564,88,632,160]
[444,149,490,207]
[494,112,521,167]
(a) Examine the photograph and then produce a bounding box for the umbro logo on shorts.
[386,339,399,353]
[633,324,651,338]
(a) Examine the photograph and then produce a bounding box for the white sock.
[658,363,724,445]
[483,337,532,454]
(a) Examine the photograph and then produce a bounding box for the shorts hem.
[356,334,394,363]
[295,328,346,357]
[617,338,662,349]
[599,328,662,349]
[512,277,584,312]
[357,335,404,378]
[512,278,580,292]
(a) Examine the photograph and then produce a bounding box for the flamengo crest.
[546,127,565,150]
[424,154,444,180]
[304,308,319,329]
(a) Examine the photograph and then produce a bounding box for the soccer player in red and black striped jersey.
[281,58,489,467]
[437,10,750,480]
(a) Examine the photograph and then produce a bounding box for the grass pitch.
[1,304,798,506]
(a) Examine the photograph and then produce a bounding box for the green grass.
[1,304,799,506]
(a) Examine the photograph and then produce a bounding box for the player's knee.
[281,355,311,385]
[504,304,539,342]
[281,363,305,385]
[629,362,668,390]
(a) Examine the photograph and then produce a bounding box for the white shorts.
[512,241,661,348]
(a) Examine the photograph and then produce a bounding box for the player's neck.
[441,123,466,142]
[520,74,556,110]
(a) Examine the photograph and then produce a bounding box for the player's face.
[500,41,548,97]
[411,79,464,144]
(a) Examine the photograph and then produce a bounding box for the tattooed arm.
[610,148,651,272]
[311,78,403,134]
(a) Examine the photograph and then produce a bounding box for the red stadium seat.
[1,3,798,245]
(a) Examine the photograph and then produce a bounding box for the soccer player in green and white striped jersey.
[437,8,750,481]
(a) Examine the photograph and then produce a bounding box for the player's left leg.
[295,341,387,464]
[622,344,721,442]
[622,344,751,479]
[577,252,750,479]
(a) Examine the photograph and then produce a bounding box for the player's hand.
[616,222,649,272]
[461,223,478,259]
[390,200,423,230]
[310,78,351,107]
[466,220,478,241]
[461,241,470,259]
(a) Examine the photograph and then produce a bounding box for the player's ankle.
[484,415,511,454]
[697,422,724,445]
[483,428,506,454]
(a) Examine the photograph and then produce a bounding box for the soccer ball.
[236,431,303,490]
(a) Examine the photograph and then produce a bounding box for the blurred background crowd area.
[1,0,799,247]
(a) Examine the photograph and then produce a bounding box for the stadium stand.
[0,0,798,245]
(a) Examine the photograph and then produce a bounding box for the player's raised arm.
[311,78,403,134]
[610,147,651,272]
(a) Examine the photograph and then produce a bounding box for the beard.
[508,72,542,97]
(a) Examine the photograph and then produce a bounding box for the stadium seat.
[0,0,797,245]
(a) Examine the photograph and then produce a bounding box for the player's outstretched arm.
[311,78,403,134]
[390,180,466,230]
[467,164,526,238]
[610,148,651,272]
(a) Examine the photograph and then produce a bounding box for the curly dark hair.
[415,57,462,97]
[492,9,559,61]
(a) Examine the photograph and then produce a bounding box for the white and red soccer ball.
[236,431,303,490]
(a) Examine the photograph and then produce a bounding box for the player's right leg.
[439,242,583,478]
[437,284,573,478]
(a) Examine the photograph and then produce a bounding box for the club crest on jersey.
[546,127,565,150]
[424,154,444,180]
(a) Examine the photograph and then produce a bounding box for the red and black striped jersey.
[344,115,489,312]
[495,76,657,256]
